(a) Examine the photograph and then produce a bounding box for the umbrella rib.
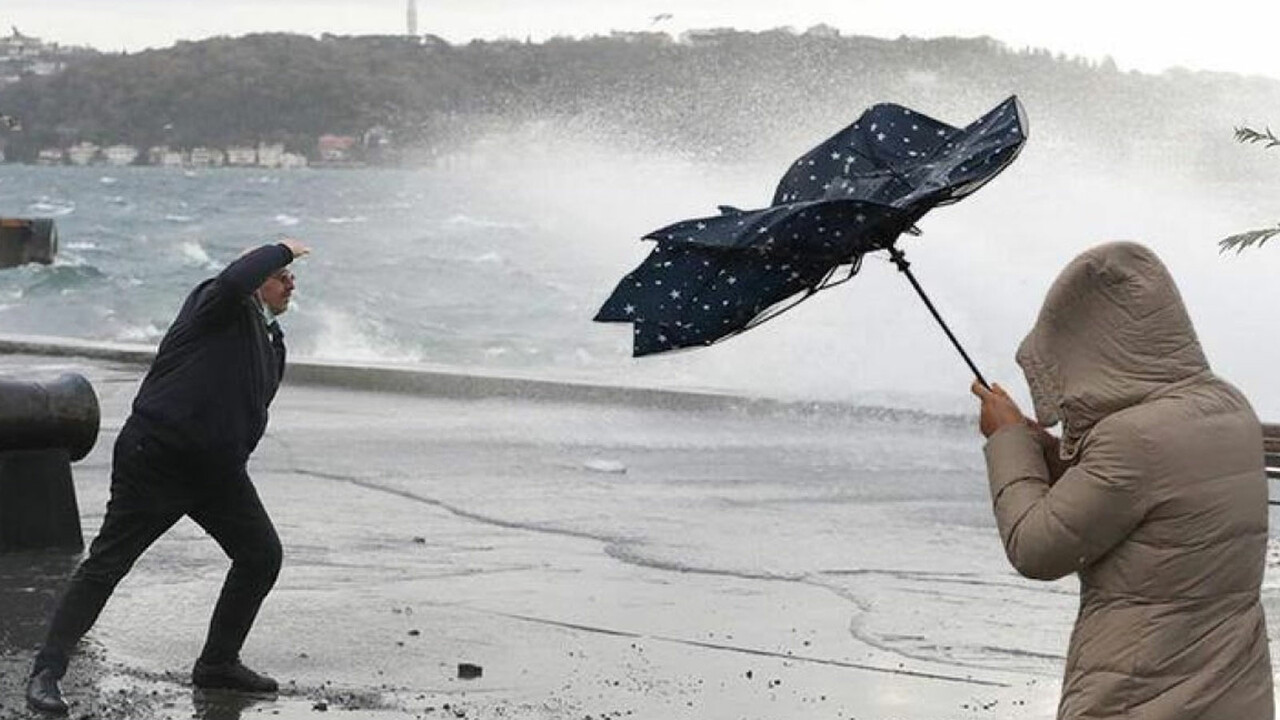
[733,262,849,335]
[817,254,865,289]
[735,286,819,334]
[727,254,865,341]
[841,146,914,197]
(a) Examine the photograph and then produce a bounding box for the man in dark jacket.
[26,239,309,714]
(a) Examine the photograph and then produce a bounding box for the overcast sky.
[5,0,1279,80]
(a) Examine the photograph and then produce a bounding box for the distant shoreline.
[0,161,372,169]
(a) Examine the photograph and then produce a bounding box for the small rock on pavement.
[457,663,483,680]
[583,459,627,474]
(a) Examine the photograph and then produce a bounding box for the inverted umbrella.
[594,95,1027,387]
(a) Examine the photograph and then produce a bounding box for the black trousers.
[33,421,282,678]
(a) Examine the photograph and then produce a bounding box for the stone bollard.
[0,217,58,269]
[0,373,100,553]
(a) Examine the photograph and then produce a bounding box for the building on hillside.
[103,144,139,166]
[0,27,85,86]
[225,145,257,166]
[679,28,737,46]
[363,125,391,148]
[158,149,184,167]
[317,134,357,162]
[0,27,44,60]
[37,148,64,165]
[609,31,673,45]
[256,142,285,168]
[279,152,309,169]
[803,24,841,38]
[361,125,393,163]
[28,60,60,75]
[66,142,99,166]
[188,147,225,167]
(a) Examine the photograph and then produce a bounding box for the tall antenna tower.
[406,0,419,36]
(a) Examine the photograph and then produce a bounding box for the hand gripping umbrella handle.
[887,246,991,390]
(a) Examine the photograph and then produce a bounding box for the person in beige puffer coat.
[971,241,1273,720]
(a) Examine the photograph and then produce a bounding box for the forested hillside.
[0,28,1276,176]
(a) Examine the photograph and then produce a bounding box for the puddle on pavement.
[95,673,417,720]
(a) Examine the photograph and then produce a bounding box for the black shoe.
[191,660,278,694]
[26,668,69,715]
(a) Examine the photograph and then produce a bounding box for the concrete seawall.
[0,332,969,426]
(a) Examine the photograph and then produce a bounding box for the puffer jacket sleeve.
[983,420,1148,580]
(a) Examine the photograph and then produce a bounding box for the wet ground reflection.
[0,550,79,653]
[192,688,276,720]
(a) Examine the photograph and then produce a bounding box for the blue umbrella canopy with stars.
[595,95,1027,384]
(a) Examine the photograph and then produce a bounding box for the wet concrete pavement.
[0,351,1060,719]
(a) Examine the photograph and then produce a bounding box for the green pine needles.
[1234,126,1280,148]
[1220,125,1280,253]
[1219,226,1280,253]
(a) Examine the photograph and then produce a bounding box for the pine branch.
[1219,225,1280,253]
[1234,125,1280,148]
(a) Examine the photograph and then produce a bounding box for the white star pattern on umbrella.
[595,96,1026,356]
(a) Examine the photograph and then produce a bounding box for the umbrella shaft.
[888,247,991,390]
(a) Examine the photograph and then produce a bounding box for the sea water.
[3,126,1279,418]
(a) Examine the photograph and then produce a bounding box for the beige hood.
[1016,241,1209,459]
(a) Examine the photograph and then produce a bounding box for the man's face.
[258,268,295,315]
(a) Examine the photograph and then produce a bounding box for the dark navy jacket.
[129,243,293,468]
